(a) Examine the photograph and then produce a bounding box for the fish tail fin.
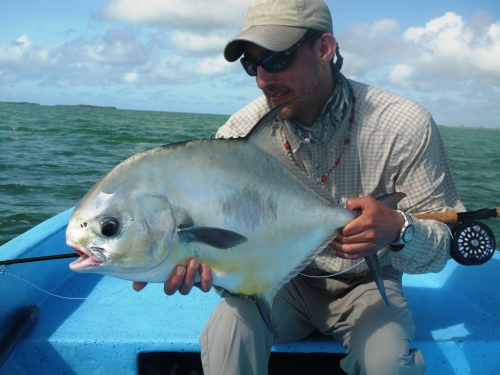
[364,254,390,307]
[252,292,279,338]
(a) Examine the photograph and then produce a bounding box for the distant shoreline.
[54,104,117,109]
[1,101,40,106]
[437,125,500,132]
[1,101,117,109]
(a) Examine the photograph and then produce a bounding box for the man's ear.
[317,33,337,66]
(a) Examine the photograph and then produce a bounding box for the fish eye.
[100,218,120,237]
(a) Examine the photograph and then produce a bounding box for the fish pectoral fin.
[364,254,390,307]
[176,226,248,250]
[252,294,279,338]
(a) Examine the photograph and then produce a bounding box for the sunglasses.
[240,34,321,77]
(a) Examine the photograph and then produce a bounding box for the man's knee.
[200,297,274,375]
[340,323,425,375]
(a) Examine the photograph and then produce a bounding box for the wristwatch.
[390,210,414,251]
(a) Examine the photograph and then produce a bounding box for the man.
[134,0,465,373]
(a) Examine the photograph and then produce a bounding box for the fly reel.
[450,221,496,266]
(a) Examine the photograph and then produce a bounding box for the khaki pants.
[200,266,426,375]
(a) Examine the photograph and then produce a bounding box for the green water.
[1,102,499,246]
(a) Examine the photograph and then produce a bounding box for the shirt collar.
[280,72,352,154]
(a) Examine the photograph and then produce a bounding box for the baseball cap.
[224,0,333,62]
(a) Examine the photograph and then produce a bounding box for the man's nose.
[256,66,277,90]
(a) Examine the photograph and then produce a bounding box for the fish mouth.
[67,241,107,270]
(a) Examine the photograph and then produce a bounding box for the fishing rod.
[1,207,498,267]
[0,253,79,266]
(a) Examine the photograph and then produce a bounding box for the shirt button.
[315,163,320,169]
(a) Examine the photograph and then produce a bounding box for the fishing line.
[1,265,129,300]
[299,258,365,278]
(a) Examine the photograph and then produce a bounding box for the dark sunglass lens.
[240,58,258,76]
[247,64,258,76]
[262,50,293,72]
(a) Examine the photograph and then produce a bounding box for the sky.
[0,0,499,128]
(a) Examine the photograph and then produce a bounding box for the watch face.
[403,225,415,243]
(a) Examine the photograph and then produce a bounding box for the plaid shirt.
[216,79,465,277]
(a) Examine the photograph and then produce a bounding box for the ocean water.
[1,102,499,247]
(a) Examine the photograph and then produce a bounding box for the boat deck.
[1,208,500,374]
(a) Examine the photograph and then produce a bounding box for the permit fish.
[66,102,395,336]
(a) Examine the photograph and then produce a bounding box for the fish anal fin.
[377,192,406,210]
[212,285,235,298]
[177,226,248,249]
[364,254,390,307]
[252,293,279,338]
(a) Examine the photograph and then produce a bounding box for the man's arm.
[332,115,464,274]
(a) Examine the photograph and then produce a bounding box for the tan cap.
[224,0,333,62]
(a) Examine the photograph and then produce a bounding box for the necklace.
[281,83,356,185]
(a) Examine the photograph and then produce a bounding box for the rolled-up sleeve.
[390,116,465,274]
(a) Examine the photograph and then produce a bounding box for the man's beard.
[273,99,299,120]
[266,65,322,124]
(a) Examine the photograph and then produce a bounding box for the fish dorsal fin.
[247,101,339,207]
[244,101,296,140]
[176,226,248,250]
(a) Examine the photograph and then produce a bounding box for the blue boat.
[1,208,499,374]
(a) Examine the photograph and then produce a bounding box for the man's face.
[243,39,325,126]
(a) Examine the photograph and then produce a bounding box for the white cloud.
[337,11,500,127]
[0,29,155,84]
[99,0,248,31]
[401,12,500,85]
[337,19,402,78]
[196,55,232,76]
[0,35,49,66]
[388,64,413,87]
[169,31,228,56]
[58,28,153,65]
[123,70,139,82]
[340,11,500,88]
[0,29,235,88]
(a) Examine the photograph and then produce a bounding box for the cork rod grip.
[413,211,459,224]
[413,207,499,224]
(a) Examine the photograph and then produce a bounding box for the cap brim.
[224,26,308,62]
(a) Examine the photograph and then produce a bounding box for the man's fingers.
[330,234,377,259]
[178,258,199,295]
[195,263,213,292]
[132,281,148,292]
[164,264,187,295]
[135,260,213,296]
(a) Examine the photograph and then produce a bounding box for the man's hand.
[330,196,404,259]
[132,257,213,295]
